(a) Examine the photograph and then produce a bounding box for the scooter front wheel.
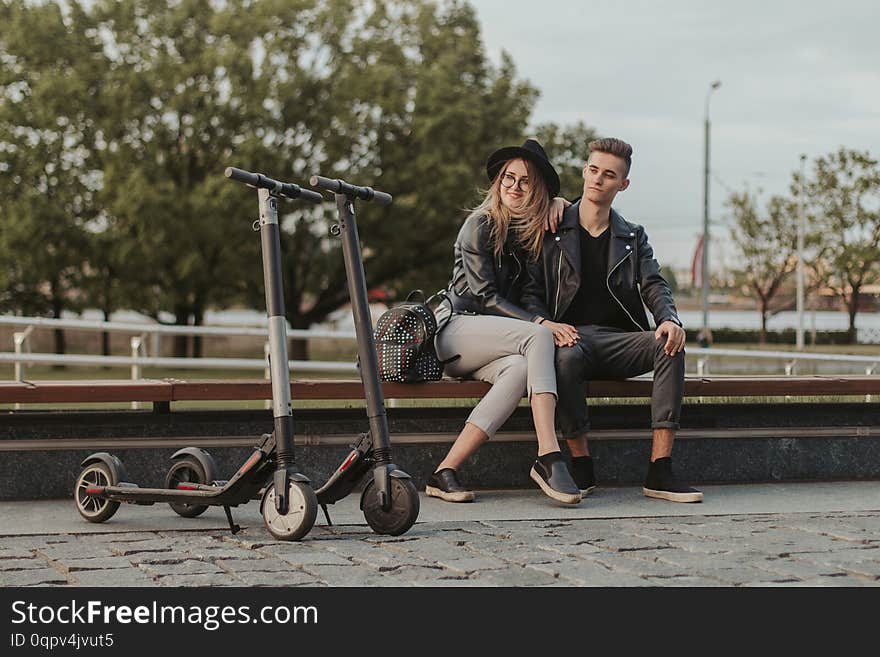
[260,481,318,541]
[74,462,121,523]
[361,477,420,536]
[164,457,210,518]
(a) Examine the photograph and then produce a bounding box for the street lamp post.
[796,153,807,350]
[701,80,721,344]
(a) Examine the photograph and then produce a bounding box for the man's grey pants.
[555,325,685,439]
[434,314,557,438]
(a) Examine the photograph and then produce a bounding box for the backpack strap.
[425,289,454,334]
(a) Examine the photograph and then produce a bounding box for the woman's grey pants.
[434,314,557,438]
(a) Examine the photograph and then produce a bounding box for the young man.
[522,137,702,503]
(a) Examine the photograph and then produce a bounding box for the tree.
[533,121,597,200]
[805,148,880,343]
[725,190,798,343]
[0,0,104,355]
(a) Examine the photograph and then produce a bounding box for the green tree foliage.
[534,120,597,200]
[0,1,104,354]
[805,148,880,343]
[724,190,798,343]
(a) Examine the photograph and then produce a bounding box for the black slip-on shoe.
[425,468,475,503]
[643,457,703,503]
[571,455,597,497]
[529,454,581,505]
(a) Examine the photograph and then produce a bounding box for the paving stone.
[298,564,396,586]
[36,541,118,560]
[110,540,178,556]
[53,556,138,573]
[156,573,246,587]
[0,568,69,586]
[524,558,646,586]
[216,557,304,573]
[587,552,692,579]
[0,557,53,571]
[433,556,510,573]
[466,564,561,587]
[0,547,36,560]
[757,555,850,580]
[137,559,226,577]
[71,569,158,587]
[257,546,354,566]
[232,570,324,586]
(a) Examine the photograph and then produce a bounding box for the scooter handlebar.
[224,167,324,204]
[309,175,393,206]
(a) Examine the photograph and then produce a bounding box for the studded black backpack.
[375,290,457,383]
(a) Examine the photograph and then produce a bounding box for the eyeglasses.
[500,172,530,192]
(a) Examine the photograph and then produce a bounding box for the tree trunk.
[192,302,204,359]
[173,306,190,358]
[51,287,65,370]
[846,292,859,344]
[758,297,768,345]
[102,308,111,369]
[288,316,309,361]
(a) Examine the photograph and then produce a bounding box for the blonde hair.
[466,158,551,261]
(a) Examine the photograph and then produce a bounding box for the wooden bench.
[1,375,879,407]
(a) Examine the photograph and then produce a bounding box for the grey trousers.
[434,314,557,438]
[554,325,685,438]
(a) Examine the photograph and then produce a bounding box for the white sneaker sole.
[425,485,475,503]
[642,487,703,503]
[529,468,581,505]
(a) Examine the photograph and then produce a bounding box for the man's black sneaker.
[643,457,703,503]
[571,455,596,497]
[425,468,475,503]
[529,452,581,505]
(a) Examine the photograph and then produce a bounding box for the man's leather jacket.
[444,213,540,323]
[521,201,682,331]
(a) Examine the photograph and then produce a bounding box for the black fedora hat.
[486,138,560,199]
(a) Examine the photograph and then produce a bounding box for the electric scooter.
[307,174,419,536]
[73,167,324,541]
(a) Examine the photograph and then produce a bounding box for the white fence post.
[130,336,143,410]
[13,327,34,410]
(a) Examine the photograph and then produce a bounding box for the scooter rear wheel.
[260,481,318,541]
[164,457,210,518]
[75,462,121,523]
[361,477,420,536]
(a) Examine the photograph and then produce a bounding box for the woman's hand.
[545,197,571,233]
[543,320,579,347]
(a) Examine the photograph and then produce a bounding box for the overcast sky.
[468,0,880,271]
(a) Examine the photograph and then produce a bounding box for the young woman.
[426,139,581,505]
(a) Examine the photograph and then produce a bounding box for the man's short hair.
[588,137,633,176]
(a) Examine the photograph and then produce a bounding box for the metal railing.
[692,347,879,376]
[1,315,358,409]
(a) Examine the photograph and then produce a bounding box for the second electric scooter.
[308,174,419,537]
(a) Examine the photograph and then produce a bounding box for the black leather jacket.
[521,201,682,331]
[444,213,538,323]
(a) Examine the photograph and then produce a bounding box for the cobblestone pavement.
[2,484,879,587]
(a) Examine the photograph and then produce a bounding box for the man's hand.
[545,197,571,233]
[655,320,686,356]
[544,320,579,347]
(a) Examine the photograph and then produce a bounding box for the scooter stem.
[335,193,394,509]
[259,187,299,514]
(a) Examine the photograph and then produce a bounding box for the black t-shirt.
[561,225,633,329]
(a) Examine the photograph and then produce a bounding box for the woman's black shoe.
[425,468,475,503]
